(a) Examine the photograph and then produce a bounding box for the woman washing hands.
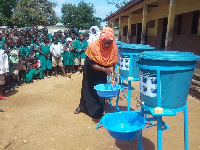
[74,27,118,119]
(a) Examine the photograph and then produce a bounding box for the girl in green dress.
[38,35,52,78]
[63,38,74,78]
[24,57,44,83]
[34,37,41,58]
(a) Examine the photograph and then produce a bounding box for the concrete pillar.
[141,4,148,44]
[127,12,133,43]
[119,16,123,41]
[107,21,110,27]
[165,0,176,50]
[112,20,115,32]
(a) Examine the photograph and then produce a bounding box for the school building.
[104,0,200,55]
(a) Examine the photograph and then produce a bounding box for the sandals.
[74,107,82,114]
[0,95,7,100]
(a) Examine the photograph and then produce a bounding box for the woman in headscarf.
[74,27,118,119]
[87,26,100,44]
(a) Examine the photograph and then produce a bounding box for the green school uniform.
[31,39,34,45]
[40,33,53,42]
[0,41,4,50]
[34,44,40,58]
[19,46,25,60]
[20,45,30,60]
[24,68,44,83]
[25,45,31,58]
[73,40,88,59]
[39,43,52,70]
[2,37,5,43]
[63,43,74,65]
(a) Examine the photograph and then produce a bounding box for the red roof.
[103,0,144,21]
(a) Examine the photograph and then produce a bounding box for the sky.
[49,0,118,27]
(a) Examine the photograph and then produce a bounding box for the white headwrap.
[88,26,100,44]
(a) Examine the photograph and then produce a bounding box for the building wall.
[115,0,200,53]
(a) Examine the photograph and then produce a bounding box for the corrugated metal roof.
[103,0,144,21]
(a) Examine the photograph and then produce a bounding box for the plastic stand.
[136,63,192,150]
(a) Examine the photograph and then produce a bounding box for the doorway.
[161,18,168,49]
[137,23,142,44]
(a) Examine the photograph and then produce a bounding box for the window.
[148,20,155,28]
[123,26,128,36]
[177,14,182,35]
[131,24,136,36]
[191,11,199,34]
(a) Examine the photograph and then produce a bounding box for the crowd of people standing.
[0,26,101,100]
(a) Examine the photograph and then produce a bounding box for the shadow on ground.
[115,136,155,150]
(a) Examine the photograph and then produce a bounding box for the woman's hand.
[111,76,117,86]
[103,68,112,75]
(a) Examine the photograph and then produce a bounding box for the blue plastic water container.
[115,40,124,46]
[137,51,200,109]
[102,111,146,140]
[119,44,155,79]
[94,84,121,97]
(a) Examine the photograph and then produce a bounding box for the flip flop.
[0,96,7,100]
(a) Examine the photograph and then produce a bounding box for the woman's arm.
[92,64,113,75]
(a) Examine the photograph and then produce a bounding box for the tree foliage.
[11,0,58,27]
[107,0,132,9]
[61,1,102,29]
[0,0,17,26]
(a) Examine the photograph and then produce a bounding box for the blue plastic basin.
[102,111,146,140]
[94,84,121,97]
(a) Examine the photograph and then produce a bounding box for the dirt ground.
[0,74,200,150]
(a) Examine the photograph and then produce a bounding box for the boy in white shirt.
[0,50,9,100]
[50,37,66,77]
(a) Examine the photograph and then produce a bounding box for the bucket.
[137,51,200,109]
[94,84,121,97]
[102,111,146,140]
[119,44,154,79]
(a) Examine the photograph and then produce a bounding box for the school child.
[13,38,23,86]
[38,35,52,78]
[4,39,13,91]
[64,30,70,42]
[0,32,6,44]
[0,33,5,50]
[24,57,44,83]
[31,34,37,45]
[8,38,21,88]
[50,37,66,77]
[73,28,79,39]
[25,37,32,61]
[19,38,27,83]
[69,33,77,73]
[63,38,74,78]
[84,33,89,41]
[0,49,9,100]
[72,33,88,74]
[57,30,63,43]
[34,37,41,58]
[71,33,76,42]
[41,27,52,43]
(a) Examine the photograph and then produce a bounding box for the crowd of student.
[0,26,100,100]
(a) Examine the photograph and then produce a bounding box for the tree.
[11,0,58,27]
[0,0,17,26]
[61,1,102,29]
[107,0,132,9]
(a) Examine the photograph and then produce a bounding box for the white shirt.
[50,43,64,60]
[0,50,9,74]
